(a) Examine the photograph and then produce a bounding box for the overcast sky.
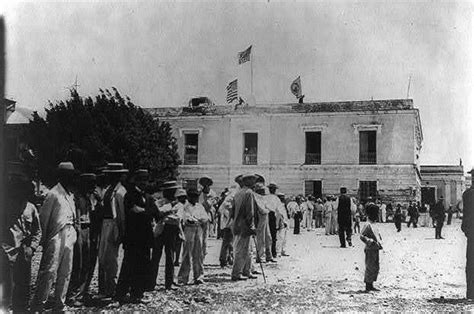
[2,1,473,171]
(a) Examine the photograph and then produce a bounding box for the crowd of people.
[0,160,464,311]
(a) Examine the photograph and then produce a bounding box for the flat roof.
[145,98,414,118]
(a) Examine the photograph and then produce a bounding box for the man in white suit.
[31,162,77,311]
[97,163,128,298]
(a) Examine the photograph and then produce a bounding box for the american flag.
[238,45,252,65]
[226,79,238,103]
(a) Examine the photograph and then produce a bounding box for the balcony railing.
[305,153,321,165]
[359,152,377,164]
[183,154,198,165]
[242,153,257,165]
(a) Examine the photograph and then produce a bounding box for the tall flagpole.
[250,51,254,96]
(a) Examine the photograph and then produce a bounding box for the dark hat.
[103,163,129,174]
[187,187,201,197]
[80,173,96,181]
[234,174,243,184]
[255,174,265,184]
[439,195,444,199]
[276,192,285,197]
[340,187,347,194]
[199,176,213,187]
[268,182,278,189]
[242,173,256,181]
[468,168,474,174]
[161,180,181,190]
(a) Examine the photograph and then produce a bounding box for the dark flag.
[226,79,238,103]
[238,46,252,65]
[291,76,302,99]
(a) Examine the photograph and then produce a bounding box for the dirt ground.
[31,218,474,311]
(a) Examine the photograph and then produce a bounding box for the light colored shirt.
[182,202,209,225]
[39,183,76,244]
[264,194,281,213]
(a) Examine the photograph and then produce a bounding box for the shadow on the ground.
[428,298,474,305]
[204,272,233,283]
[338,289,369,295]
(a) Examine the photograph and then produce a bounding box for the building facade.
[148,99,423,203]
[420,165,465,207]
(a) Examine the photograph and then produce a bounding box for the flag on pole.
[290,76,302,98]
[226,79,238,103]
[238,45,252,65]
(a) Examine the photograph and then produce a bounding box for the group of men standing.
[0,161,222,311]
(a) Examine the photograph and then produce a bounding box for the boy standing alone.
[360,202,383,292]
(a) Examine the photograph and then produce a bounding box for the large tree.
[26,88,180,186]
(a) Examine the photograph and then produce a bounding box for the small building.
[148,98,423,204]
[420,165,465,207]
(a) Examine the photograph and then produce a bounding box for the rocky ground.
[31,218,474,312]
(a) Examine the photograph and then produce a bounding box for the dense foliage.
[26,88,180,186]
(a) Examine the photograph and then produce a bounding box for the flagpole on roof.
[250,48,254,97]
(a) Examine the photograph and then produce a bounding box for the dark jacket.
[432,200,446,222]
[123,186,157,249]
[231,187,257,237]
[337,194,352,226]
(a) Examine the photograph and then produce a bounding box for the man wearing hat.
[462,168,474,299]
[1,164,41,311]
[173,188,188,267]
[115,169,156,304]
[433,195,446,239]
[254,183,273,263]
[177,188,209,285]
[32,162,78,311]
[335,187,355,248]
[218,186,237,268]
[275,192,290,257]
[97,163,128,298]
[149,180,181,290]
[230,174,258,281]
[198,176,217,261]
[265,182,281,260]
[67,173,99,305]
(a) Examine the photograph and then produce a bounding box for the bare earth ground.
[31,218,474,312]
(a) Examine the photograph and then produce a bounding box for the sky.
[1,1,473,171]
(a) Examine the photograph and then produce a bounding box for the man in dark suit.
[462,169,474,299]
[336,187,353,248]
[115,169,156,304]
[433,195,446,239]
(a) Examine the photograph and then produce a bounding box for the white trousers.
[98,219,120,296]
[32,225,77,310]
[276,227,288,256]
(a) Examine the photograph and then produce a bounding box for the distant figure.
[462,169,474,299]
[323,197,333,235]
[407,201,418,228]
[353,205,361,234]
[394,204,403,232]
[293,196,304,235]
[379,201,387,223]
[447,203,455,225]
[335,187,354,248]
[433,196,446,239]
[360,202,383,292]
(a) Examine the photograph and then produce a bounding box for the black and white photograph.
[0,1,474,311]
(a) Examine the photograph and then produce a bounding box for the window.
[305,131,321,164]
[359,130,376,164]
[304,180,322,198]
[243,133,258,165]
[359,181,377,203]
[184,133,198,165]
